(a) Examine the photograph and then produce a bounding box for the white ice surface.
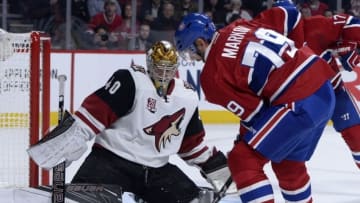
[1,124,359,202]
[173,124,360,203]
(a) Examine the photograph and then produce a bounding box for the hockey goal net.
[0,30,51,188]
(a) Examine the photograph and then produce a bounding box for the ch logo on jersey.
[147,98,157,113]
[143,108,185,152]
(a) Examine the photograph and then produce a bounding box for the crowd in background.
[4,0,360,51]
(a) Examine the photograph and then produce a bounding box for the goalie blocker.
[27,111,94,170]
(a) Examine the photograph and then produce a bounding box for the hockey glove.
[333,41,360,71]
[200,151,232,192]
[27,111,94,170]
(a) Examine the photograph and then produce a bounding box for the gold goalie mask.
[147,40,179,97]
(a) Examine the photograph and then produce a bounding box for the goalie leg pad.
[142,163,200,203]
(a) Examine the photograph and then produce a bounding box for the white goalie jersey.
[75,65,214,168]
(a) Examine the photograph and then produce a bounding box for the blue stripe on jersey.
[249,41,285,94]
[284,7,300,34]
[347,16,360,27]
[249,54,273,94]
[277,6,300,35]
[320,50,332,63]
[240,184,273,202]
[353,153,360,162]
[281,184,311,202]
[270,55,318,103]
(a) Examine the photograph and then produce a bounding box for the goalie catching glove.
[27,111,94,170]
[200,150,233,192]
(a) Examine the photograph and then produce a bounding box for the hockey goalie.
[27,40,231,203]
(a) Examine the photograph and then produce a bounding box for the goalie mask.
[147,40,179,97]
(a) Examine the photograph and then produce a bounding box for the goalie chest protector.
[95,68,199,167]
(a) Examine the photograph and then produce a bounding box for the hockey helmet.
[147,40,179,97]
[174,13,216,60]
[273,0,295,7]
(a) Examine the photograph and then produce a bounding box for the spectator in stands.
[87,0,121,19]
[347,0,360,17]
[51,23,78,49]
[22,0,61,31]
[86,0,123,50]
[87,0,123,33]
[118,0,143,19]
[225,0,252,25]
[130,23,152,51]
[203,9,214,21]
[226,13,241,24]
[324,9,334,17]
[302,0,329,16]
[242,0,267,17]
[92,24,119,49]
[57,0,90,23]
[204,0,227,28]
[139,0,162,24]
[115,3,140,49]
[150,2,179,31]
[300,5,312,18]
[173,0,199,22]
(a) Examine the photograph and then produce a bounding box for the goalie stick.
[52,75,67,203]
[201,170,234,203]
[212,176,233,203]
[38,183,123,203]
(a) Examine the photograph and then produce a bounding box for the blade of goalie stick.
[52,75,67,203]
[38,184,123,203]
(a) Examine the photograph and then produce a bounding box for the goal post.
[0,30,51,188]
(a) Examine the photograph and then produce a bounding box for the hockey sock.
[341,125,360,169]
[272,160,312,203]
[228,141,275,203]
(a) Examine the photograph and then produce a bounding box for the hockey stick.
[52,75,67,203]
[212,176,233,203]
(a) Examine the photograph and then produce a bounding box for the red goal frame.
[29,32,51,187]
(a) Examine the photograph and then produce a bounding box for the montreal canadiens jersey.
[255,5,360,71]
[200,19,335,123]
[254,6,305,48]
[74,65,213,167]
[255,5,360,52]
[254,5,360,90]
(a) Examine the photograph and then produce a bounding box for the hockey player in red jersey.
[255,0,360,170]
[27,41,230,203]
[175,13,337,202]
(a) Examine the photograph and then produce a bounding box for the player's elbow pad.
[27,111,94,170]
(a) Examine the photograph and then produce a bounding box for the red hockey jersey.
[200,19,335,122]
[255,6,360,72]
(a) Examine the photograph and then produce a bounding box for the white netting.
[0,30,32,187]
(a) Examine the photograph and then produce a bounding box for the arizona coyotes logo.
[143,108,185,152]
